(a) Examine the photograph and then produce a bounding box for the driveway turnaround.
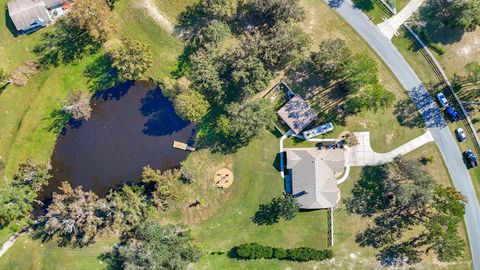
[327,0,480,268]
[345,131,434,166]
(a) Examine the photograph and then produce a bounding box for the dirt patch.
[386,132,394,145]
[136,0,174,33]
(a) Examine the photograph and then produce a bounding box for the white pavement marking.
[345,131,434,166]
[377,0,425,39]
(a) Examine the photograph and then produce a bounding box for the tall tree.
[68,0,112,40]
[0,159,51,228]
[220,99,275,150]
[39,182,109,246]
[345,158,466,266]
[189,48,224,102]
[249,0,305,25]
[199,0,238,21]
[141,166,179,211]
[105,221,201,270]
[345,84,395,113]
[107,185,152,232]
[311,38,352,82]
[109,38,153,81]
[174,90,210,122]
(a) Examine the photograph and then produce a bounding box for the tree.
[220,99,275,150]
[199,0,238,21]
[109,38,153,81]
[62,90,92,120]
[107,185,153,232]
[105,222,201,270]
[39,182,109,246]
[419,0,480,34]
[189,48,224,102]
[311,38,352,82]
[249,0,305,25]
[261,22,311,71]
[343,53,378,91]
[174,90,210,122]
[141,166,179,211]
[69,0,112,40]
[194,20,232,47]
[252,193,300,225]
[345,158,466,265]
[0,159,51,228]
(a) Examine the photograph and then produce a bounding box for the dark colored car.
[464,150,478,168]
[446,107,460,122]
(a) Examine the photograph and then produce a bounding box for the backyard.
[0,0,474,268]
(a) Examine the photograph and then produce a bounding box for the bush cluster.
[233,243,333,262]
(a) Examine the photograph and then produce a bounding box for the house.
[285,148,345,209]
[277,95,317,134]
[7,0,67,34]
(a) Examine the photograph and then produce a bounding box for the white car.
[455,128,466,142]
[435,92,449,107]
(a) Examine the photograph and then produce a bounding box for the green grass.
[0,236,118,270]
[153,0,197,22]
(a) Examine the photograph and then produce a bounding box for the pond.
[40,81,195,201]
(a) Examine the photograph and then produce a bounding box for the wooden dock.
[173,141,195,151]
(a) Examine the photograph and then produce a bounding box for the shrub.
[233,243,333,262]
[235,243,273,259]
[273,247,288,259]
[287,247,333,262]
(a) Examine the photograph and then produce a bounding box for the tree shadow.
[394,99,426,129]
[352,0,374,12]
[4,8,18,37]
[84,54,119,92]
[328,0,345,8]
[92,81,133,101]
[344,165,387,217]
[33,19,102,68]
[174,3,210,39]
[140,87,190,136]
[251,202,281,225]
[45,108,70,134]
[416,1,466,45]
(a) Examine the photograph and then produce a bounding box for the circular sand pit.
[214,168,234,188]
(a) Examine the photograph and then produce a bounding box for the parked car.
[463,150,478,168]
[435,92,449,107]
[455,128,466,142]
[446,107,460,122]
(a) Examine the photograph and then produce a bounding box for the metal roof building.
[277,95,317,134]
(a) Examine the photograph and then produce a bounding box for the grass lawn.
[153,0,197,22]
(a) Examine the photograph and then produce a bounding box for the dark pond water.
[40,81,195,200]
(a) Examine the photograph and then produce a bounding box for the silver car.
[455,128,466,142]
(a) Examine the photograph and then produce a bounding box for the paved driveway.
[326,0,480,268]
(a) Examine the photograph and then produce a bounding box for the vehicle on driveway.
[435,92,449,107]
[464,150,478,168]
[446,107,460,122]
[455,128,466,142]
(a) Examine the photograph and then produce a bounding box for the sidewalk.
[377,0,425,39]
[345,131,434,166]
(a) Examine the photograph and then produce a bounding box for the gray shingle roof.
[277,95,317,134]
[7,0,50,31]
[286,148,345,209]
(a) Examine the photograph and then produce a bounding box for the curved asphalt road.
[325,0,480,268]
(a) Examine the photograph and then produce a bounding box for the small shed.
[277,95,317,134]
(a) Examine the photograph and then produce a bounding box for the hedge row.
[233,243,333,262]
